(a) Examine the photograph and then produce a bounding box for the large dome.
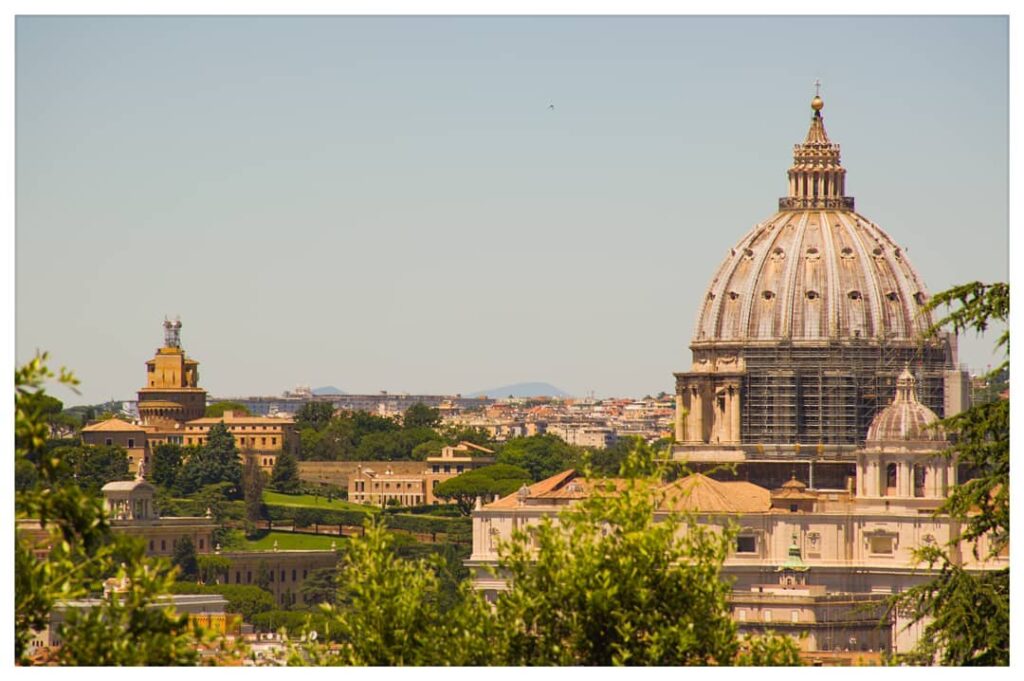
[673,94,955,461]
[693,210,933,343]
[693,99,933,345]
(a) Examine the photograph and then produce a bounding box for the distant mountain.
[466,382,570,399]
[312,386,346,396]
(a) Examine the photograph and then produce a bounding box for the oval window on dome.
[806,290,819,300]
[728,291,740,301]
[707,292,715,300]
[840,246,854,259]
[913,292,926,305]
[872,246,884,257]
[762,290,775,300]
[806,246,819,256]
[885,291,899,302]
[894,249,903,261]
[743,248,754,259]
[848,290,862,300]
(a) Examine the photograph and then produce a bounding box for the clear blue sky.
[15,16,1008,405]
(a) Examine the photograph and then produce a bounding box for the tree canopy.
[888,281,1009,666]
[434,464,533,515]
[495,434,582,481]
[205,401,251,417]
[270,449,302,494]
[175,422,243,498]
[402,402,440,429]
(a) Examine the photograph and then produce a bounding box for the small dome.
[811,95,824,111]
[865,369,945,444]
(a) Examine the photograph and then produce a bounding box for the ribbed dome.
[692,98,934,344]
[865,369,945,444]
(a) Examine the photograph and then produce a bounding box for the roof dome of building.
[692,96,934,344]
[865,368,945,445]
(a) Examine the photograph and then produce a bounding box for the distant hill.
[466,382,570,399]
[312,386,346,396]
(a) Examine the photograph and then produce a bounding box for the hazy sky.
[16,16,1008,405]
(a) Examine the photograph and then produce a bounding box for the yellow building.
[349,442,496,506]
[184,411,298,473]
[80,417,150,474]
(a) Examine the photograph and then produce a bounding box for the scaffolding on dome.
[738,336,948,446]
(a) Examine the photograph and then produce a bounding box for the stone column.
[689,387,704,444]
[901,462,913,498]
[730,384,741,443]
[675,392,685,443]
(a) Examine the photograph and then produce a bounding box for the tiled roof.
[81,418,146,433]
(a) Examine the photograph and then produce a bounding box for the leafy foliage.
[169,582,275,621]
[205,401,251,417]
[270,449,302,493]
[434,464,533,515]
[14,353,201,665]
[495,434,582,481]
[493,448,800,665]
[50,444,131,494]
[402,402,440,429]
[888,280,1009,665]
[171,536,198,581]
[151,443,184,489]
[242,455,267,532]
[175,422,243,498]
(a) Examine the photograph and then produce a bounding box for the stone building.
[672,93,971,490]
[348,441,496,506]
[184,411,298,474]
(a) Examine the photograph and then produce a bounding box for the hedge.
[264,503,471,541]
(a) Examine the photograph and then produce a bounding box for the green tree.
[888,281,1009,666]
[434,464,533,515]
[51,444,131,494]
[15,353,201,665]
[196,554,232,585]
[305,520,501,666]
[496,434,582,481]
[151,442,184,488]
[205,401,251,417]
[354,427,438,461]
[300,567,340,606]
[243,455,267,534]
[402,402,440,429]
[270,449,302,493]
[169,583,275,621]
[494,448,800,665]
[176,422,243,498]
[172,536,198,581]
[295,401,336,431]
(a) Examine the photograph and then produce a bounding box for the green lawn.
[236,530,344,551]
[262,490,378,512]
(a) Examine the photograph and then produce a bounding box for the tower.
[137,317,207,428]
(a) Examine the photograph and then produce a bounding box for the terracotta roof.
[82,418,146,433]
[661,474,772,513]
[482,470,772,514]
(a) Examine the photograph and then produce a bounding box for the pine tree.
[270,449,302,494]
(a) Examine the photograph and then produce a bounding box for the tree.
[888,281,1009,665]
[172,536,198,581]
[305,520,502,666]
[205,401,251,417]
[151,442,184,488]
[242,455,267,534]
[15,353,201,665]
[493,448,800,665]
[300,567,340,606]
[402,402,440,429]
[176,422,243,498]
[50,444,131,494]
[496,434,582,481]
[270,449,302,494]
[434,464,533,515]
[169,583,275,621]
[295,401,336,431]
[196,554,232,585]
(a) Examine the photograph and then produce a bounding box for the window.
[292,569,297,581]
[791,610,800,623]
[262,437,267,446]
[869,535,894,555]
[149,540,155,551]
[199,538,204,550]
[269,571,274,582]
[763,610,772,623]
[789,503,799,513]
[457,465,464,474]
[271,437,277,445]
[247,571,252,584]
[444,465,451,474]
[737,609,746,622]
[432,465,440,473]
[236,571,241,584]
[914,465,927,497]
[886,463,898,495]
[161,540,166,551]
[303,570,307,579]
[281,570,286,582]
[127,439,135,448]
[105,438,113,446]
[736,536,757,553]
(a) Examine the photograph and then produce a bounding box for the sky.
[15,15,1009,405]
